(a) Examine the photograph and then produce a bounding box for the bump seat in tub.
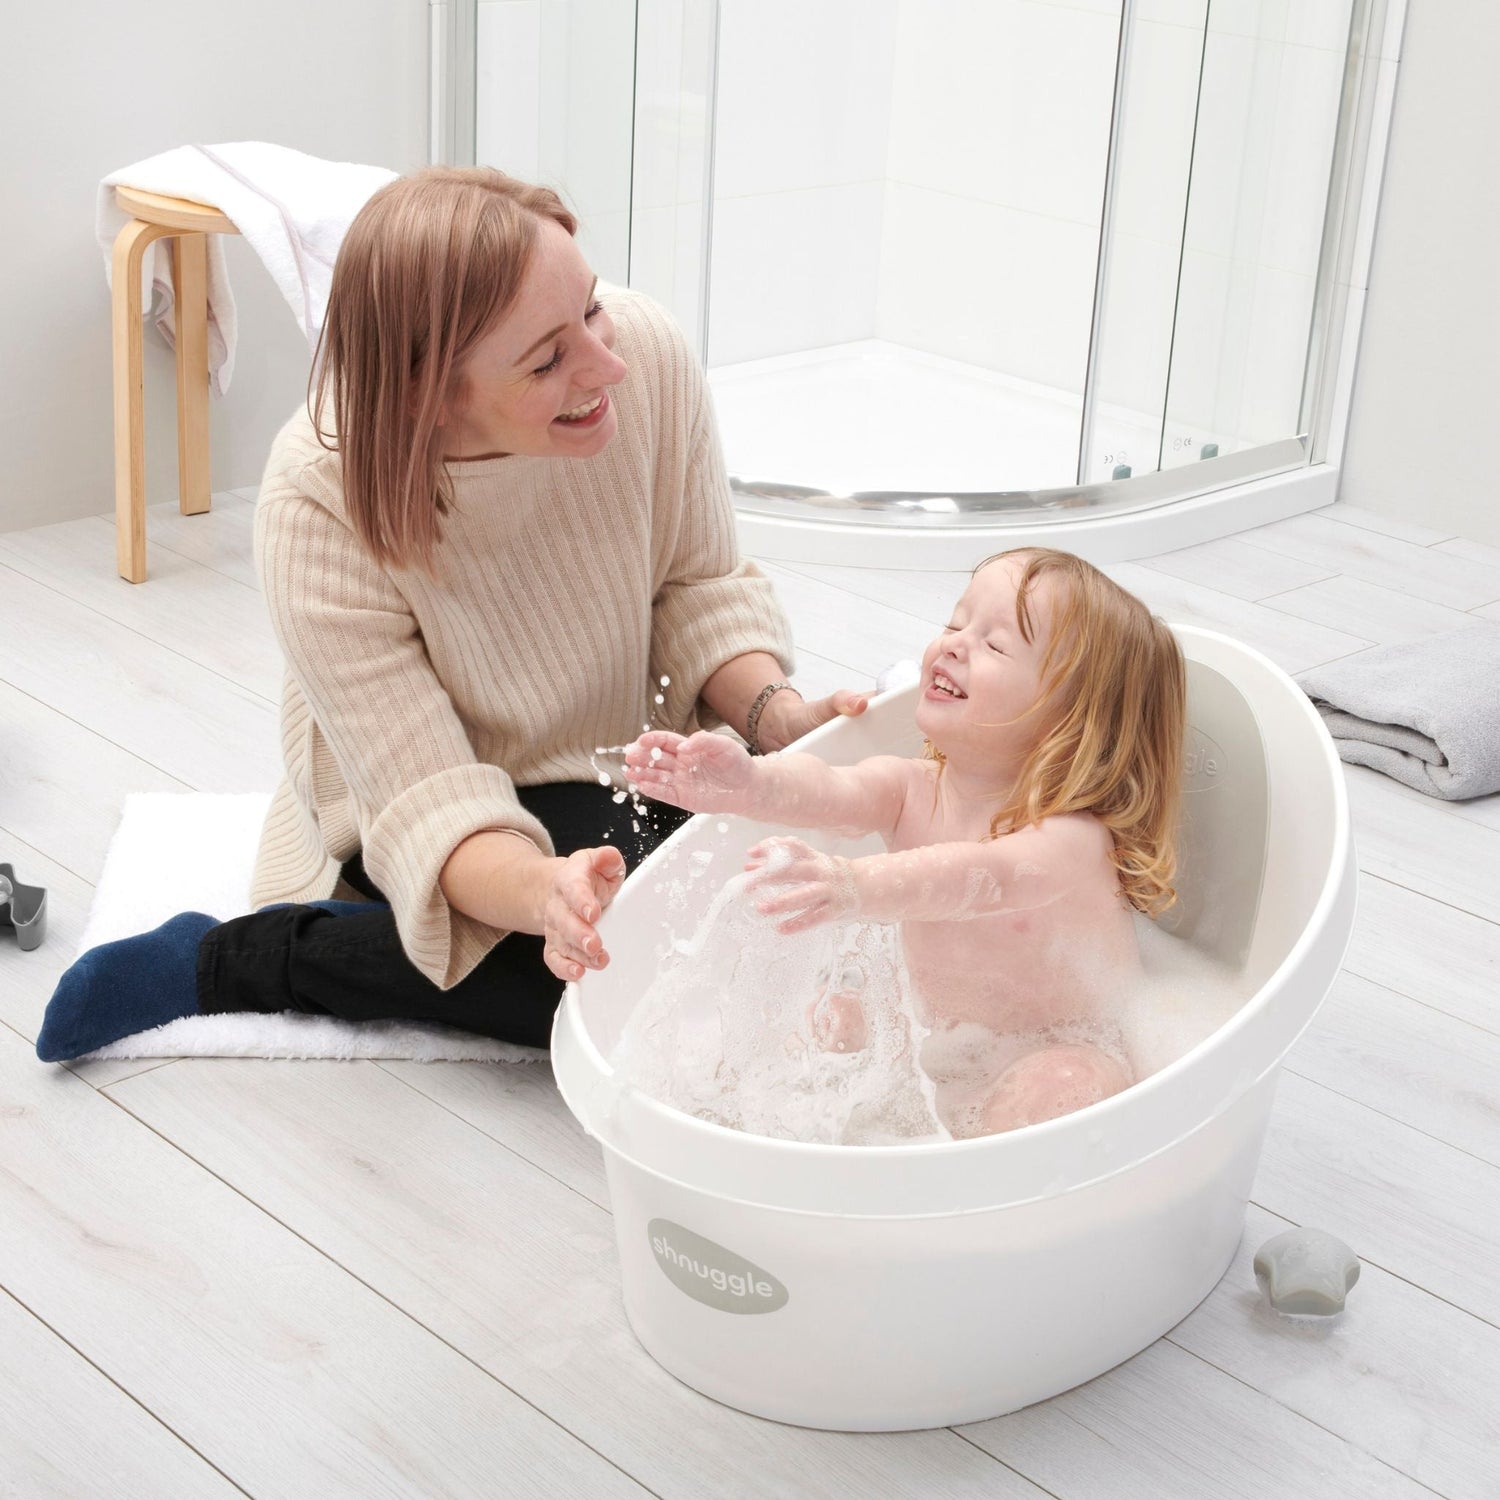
[554,626,1356,1431]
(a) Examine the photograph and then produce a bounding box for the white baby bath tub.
[553,626,1356,1430]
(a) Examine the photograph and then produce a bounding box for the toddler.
[624,548,1186,1136]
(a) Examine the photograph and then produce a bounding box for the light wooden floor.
[2,491,1498,1499]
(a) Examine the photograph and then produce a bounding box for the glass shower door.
[1084,0,1356,485]
[474,0,639,287]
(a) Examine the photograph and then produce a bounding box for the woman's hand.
[755,687,870,753]
[745,836,858,934]
[542,846,627,982]
[625,730,755,813]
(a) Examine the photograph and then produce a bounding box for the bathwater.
[609,849,1253,1147]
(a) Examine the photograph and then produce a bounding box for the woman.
[36,166,866,1062]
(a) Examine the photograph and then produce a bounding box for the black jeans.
[197,783,691,1049]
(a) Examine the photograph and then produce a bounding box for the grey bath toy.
[0,864,47,951]
[1254,1228,1360,1315]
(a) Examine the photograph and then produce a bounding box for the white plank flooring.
[2,489,1499,1498]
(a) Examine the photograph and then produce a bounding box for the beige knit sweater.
[249,287,794,988]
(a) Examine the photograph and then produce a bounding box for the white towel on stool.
[96,142,397,396]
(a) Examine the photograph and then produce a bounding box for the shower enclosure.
[437,0,1404,565]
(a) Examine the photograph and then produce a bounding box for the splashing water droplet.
[596,773,611,787]
[654,694,665,705]
[660,675,670,686]
[612,790,628,804]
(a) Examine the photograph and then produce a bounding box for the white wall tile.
[675,0,716,204]
[885,0,1118,226]
[632,0,686,211]
[628,202,709,354]
[476,1,542,180]
[1092,230,1177,417]
[1285,0,1355,53]
[1183,29,1272,264]
[707,183,885,365]
[577,208,630,288]
[714,0,897,199]
[1109,18,1203,247]
[1239,263,1317,442]
[876,181,1097,390]
[536,0,636,219]
[1162,247,1238,439]
[1258,40,1347,276]
[1136,0,1208,26]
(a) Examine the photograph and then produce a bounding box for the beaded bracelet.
[745,680,798,755]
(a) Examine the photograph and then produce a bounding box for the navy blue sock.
[35,912,218,1063]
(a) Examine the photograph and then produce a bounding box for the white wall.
[1339,1,1500,547]
[0,0,428,535]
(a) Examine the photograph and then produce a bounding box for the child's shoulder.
[1019,809,1115,860]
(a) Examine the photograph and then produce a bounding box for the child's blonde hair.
[311,166,578,573]
[930,548,1186,915]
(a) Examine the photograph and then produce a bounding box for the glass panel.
[1081,0,1208,486]
[474,0,639,287]
[696,0,1122,497]
[1159,0,1355,470]
[625,0,718,357]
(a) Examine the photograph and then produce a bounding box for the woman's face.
[445,216,628,461]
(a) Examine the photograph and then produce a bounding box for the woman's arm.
[699,652,869,754]
[258,478,616,988]
[626,731,911,841]
[439,830,625,982]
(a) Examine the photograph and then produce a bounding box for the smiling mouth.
[929,671,967,699]
[555,393,606,424]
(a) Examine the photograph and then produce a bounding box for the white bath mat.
[76,793,545,1063]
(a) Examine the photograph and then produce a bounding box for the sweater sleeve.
[256,471,554,989]
[647,317,796,733]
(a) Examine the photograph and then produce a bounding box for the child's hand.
[745,836,858,934]
[625,730,755,813]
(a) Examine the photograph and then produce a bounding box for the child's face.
[915,557,1056,759]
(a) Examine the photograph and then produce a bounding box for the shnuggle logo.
[1183,725,1225,791]
[648,1219,789,1314]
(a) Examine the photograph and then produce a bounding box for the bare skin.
[625,557,1140,1134]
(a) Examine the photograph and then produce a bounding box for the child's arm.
[747,817,1100,934]
[625,730,911,842]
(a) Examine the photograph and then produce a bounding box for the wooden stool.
[111,186,240,583]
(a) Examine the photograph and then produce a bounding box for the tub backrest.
[1157,659,1270,967]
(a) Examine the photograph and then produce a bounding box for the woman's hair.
[929,548,1187,916]
[310,165,577,571]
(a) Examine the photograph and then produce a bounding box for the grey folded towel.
[1297,624,1500,800]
